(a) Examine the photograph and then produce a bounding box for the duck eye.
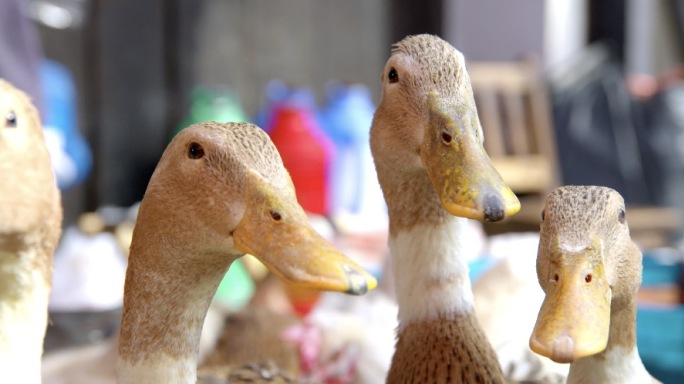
[618,208,626,224]
[270,210,282,221]
[188,142,205,159]
[541,209,545,221]
[441,132,453,144]
[5,110,17,128]
[388,67,399,83]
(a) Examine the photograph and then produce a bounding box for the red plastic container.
[269,106,334,216]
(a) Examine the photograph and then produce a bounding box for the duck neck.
[389,217,475,329]
[0,248,49,384]
[379,169,475,327]
[117,221,235,384]
[568,293,650,384]
[386,215,506,382]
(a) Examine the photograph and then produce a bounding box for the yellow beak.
[422,92,520,222]
[232,170,377,295]
[529,238,611,363]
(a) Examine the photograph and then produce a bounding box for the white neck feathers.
[389,219,474,329]
[0,250,50,384]
[118,356,197,384]
[568,346,652,384]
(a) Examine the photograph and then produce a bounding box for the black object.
[550,44,653,204]
[551,43,684,240]
[638,84,684,213]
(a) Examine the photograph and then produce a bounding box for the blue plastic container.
[637,250,684,384]
[40,59,93,190]
[318,82,386,221]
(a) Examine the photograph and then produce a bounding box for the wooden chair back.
[468,58,559,197]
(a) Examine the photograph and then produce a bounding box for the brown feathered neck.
[117,123,285,383]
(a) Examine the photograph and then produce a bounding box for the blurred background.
[2,0,684,382]
[18,0,684,236]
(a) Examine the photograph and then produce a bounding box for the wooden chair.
[468,58,681,246]
[468,58,557,231]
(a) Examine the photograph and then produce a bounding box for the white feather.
[568,346,652,384]
[0,250,49,384]
[389,219,474,329]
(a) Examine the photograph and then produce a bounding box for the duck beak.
[232,170,377,295]
[529,237,611,363]
[422,92,520,222]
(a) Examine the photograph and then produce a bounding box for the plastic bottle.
[269,104,334,215]
[174,84,249,138]
[175,84,253,308]
[319,82,387,229]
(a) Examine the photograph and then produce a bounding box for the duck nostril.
[441,132,453,144]
[585,274,592,283]
[5,110,17,128]
[482,193,505,222]
[550,335,576,364]
[270,210,282,221]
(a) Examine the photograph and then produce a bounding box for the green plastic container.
[177,85,254,309]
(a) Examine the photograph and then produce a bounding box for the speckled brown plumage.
[200,308,301,377]
[538,186,641,314]
[197,360,296,384]
[384,169,453,236]
[391,35,472,107]
[388,314,505,384]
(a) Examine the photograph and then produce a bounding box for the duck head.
[0,79,60,251]
[140,122,376,295]
[530,186,641,363]
[370,34,519,223]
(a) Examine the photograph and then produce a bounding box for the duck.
[529,185,661,383]
[197,307,301,380]
[116,122,377,384]
[473,233,568,383]
[0,79,63,383]
[369,34,520,383]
